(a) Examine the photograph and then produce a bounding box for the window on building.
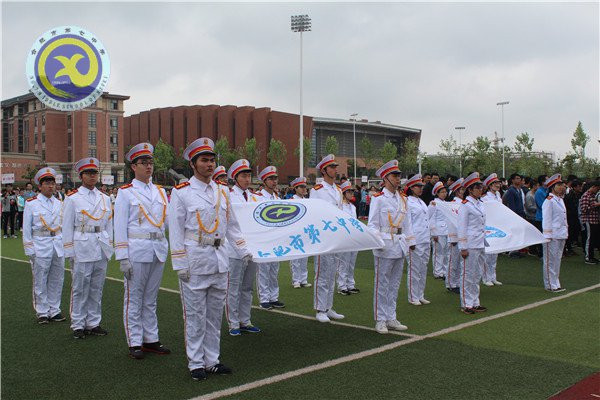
[110,100,118,110]
[34,117,37,127]
[110,133,118,146]
[110,116,118,129]
[88,148,97,158]
[111,151,118,162]
[67,114,72,128]
[41,103,46,109]
[33,101,37,111]
[42,115,46,126]
[88,112,96,128]
[34,132,38,145]
[68,149,72,162]
[88,131,96,145]
[68,132,72,147]
[42,149,46,160]
[42,132,45,144]
[23,120,29,152]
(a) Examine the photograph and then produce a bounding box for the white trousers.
[337,251,358,291]
[445,243,461,289]
[542,239,565,290]
[373,256,404,321]
[314,254,338,312]
[407,243,430,302]
[123,255,164,347]
[70,257,108,330]
[179,273,226,371]
[460,248,484,309]
[226,258,257,329]
[431,235,449,278]
[483,253,498,283]
[31,251,65,318]
[290,257,309,285]
[256,262,280,303]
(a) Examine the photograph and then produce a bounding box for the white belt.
[33,229,61,237]
[380,227,402,234]
[128,231,165,240]
[79,226,101,233]
[184,231,222,248]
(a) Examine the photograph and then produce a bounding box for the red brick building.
[1,92,129,186]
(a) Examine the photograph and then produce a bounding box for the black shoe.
[259,302,274,310]
[206,363,232,374]
[50,313,66,322]
[142,341,171,354]
[86,326,108,336]
[585,258,599,265]
[73,329,85,339]
[451,287,460,294]
[434,275,444,280]
[461,307,475,315]
[552,287,566,293]
[269,301,285,309]
[337,289,351,295]
[190,368,207,381]
[37,316,49,325]
[348,287,360,294]
[129,346,144,359]
[473,305,487,312]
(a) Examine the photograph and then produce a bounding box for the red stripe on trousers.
[125,280,131,347]
[409,250,414,302]
[462,257,467,307]
[315,256,321,310]
[374,257,379,320]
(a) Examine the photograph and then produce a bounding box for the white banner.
[101,174,114,185]
[232,199,384,263]
[434,200,548,254]
[2,173,15,184]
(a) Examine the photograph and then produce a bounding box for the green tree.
[324,136,339,155]
[267,139,287,170]
[360,136,378,173]
[238,137,261,169]
[153,139,175,185]
[514,132,534,153]
[214,137,239,168]
[571,121,590,160]
[398,139,419,176]
[380,141,397,163]
[293,136,313,174]
[21,164,38,182]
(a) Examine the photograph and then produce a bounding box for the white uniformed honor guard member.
[289,177,311,289]
[445,178,464,294]
[23,167,66,324]
[257,166,285,310]
[63,158,114,338]
[481,173,503,286]
[404,174,432,306]
[337,181,360,295]
[368,160,415,334]
[114,143,171,359]
[458,172,488,315]
[224,159,262,336]
[212,166,228,186]
[168,137,252,381]
[428,181,449,280]
[309,154,346,323]
[541,174,568,292]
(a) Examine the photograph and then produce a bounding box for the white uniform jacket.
[259,188,279,200]
[427,200,448,237]
[23,194,64,257]
[62,187,114,262]
[310,181,343,209]
[542,195,568,239]
[341,200,357,219]
[367,188,415,259]
[113,179,169,263]
[225,185,261,260]
[447,198,462,244]
[457,196,486,251]
[407,196,430,245]
[482,191,502,203]
[168,176,250,274]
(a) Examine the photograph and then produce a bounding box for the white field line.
[189,282,600,400]
[1,256,414,337]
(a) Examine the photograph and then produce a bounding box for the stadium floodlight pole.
[455,126,466,176]
[497,101,509,178]
[351,113,358,184]
[291,14,311,178]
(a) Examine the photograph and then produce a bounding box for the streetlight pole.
[455,126,466,176]
[351,113,358,185]
[291,15,311,178]
[497,101,509,178]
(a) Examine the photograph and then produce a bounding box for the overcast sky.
[2,1,598,160]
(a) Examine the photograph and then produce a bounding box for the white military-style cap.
[448,178,464,192]
[432,181,445,196]
[34,167,57,185]
[212,165,227,181]
[544,173,562,189]
[340,181,353,192]
[290,177,307,188]
[376,160,400,179]
[316,154,338,171]
[74,157,100,174]
[183,137,215,161]
[126,143,154,163]
[463,172,483,189]
[405,174,425,189]
[483,173,499,187]
[258,166,277,181]
[227,159,252,180]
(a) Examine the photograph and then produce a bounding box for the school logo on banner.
[253,201,307,227]
[25,26,110,110]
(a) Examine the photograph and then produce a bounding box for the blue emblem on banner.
[485,226,507,238]
[253,201,307,227]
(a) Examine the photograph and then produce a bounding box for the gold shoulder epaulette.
[175,181,190,190]
[26,196,37,202]
[547,194,553,200]
[462,199,468,204]
[373,192,383,198]
[67,189,78,196]
[120,183,133,189]
[313,184,323,190]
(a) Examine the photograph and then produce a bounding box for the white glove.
[177,268,191,282]
[242,253,253,267]
[120,259,133,280]
[28,254,36,265]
